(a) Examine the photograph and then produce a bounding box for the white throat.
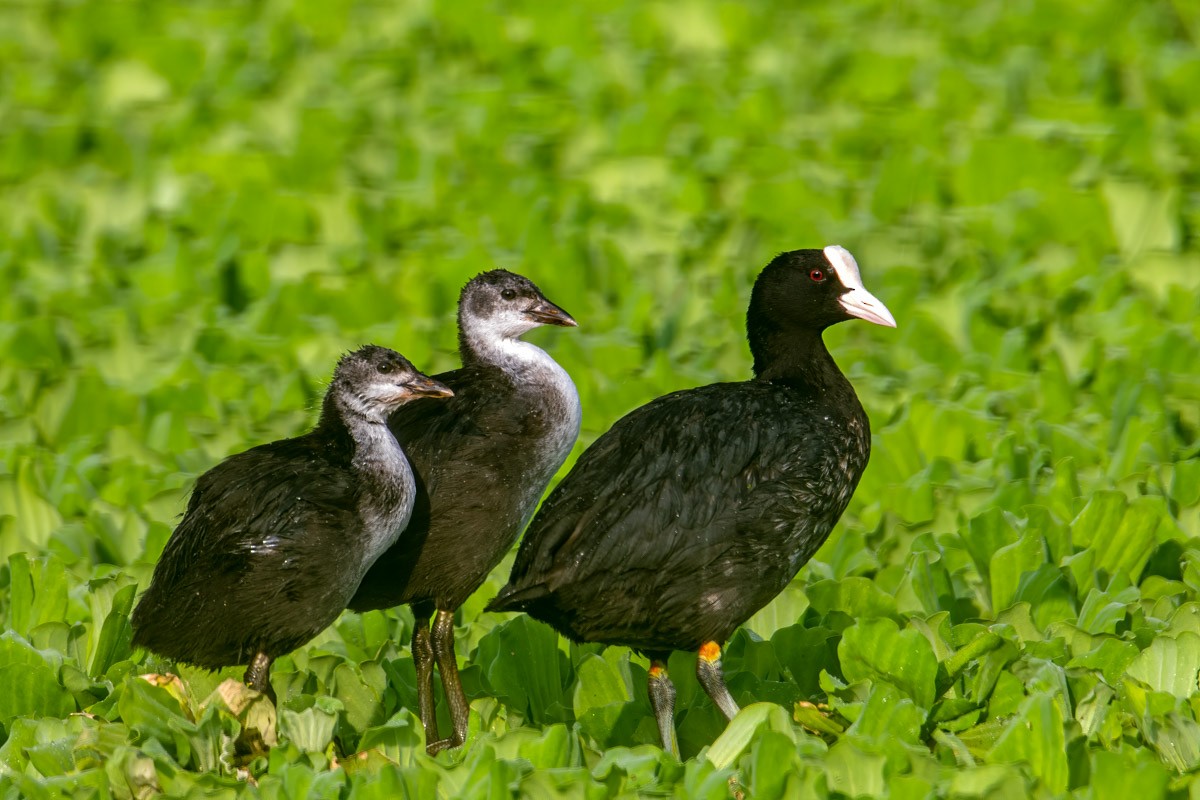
[459,312,582,530]
[461,312,554,375]
[462,316,581,455]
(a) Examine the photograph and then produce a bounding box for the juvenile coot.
[132,345,453,699]
[348,270,580,752]
[487,246,895,754]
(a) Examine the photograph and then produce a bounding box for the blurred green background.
[1,0,1199,797]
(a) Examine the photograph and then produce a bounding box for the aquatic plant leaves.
[278,697,343,755]
[475,616,572,726]
[3,0,1200,794]
[705,702,794,770]
[987,694,1069,794]
[1126,632,1200,699]
[0,632,76,726]
[838,619,938,711]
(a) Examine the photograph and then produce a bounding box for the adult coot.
[132,345,453,699]
[348,270,580,752]
[488,246,895,754]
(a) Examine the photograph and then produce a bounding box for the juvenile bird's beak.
[524,298,578,327]
[404,375,455,399]
[839,286,897,328]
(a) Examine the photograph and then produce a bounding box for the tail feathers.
[485,583,551,613]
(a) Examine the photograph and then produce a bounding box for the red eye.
[809,268,826,282]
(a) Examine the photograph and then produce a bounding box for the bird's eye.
[377,362,393,374]
[809,268,826,282]
[501,289,517,300]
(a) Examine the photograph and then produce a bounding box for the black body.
[132,346,451,690]
[491,378,868,651]
[487,247,895,752]
[134,429,369,668]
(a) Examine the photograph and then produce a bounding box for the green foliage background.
[2,0,1199,797]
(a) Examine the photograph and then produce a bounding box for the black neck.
[748,319,848,394]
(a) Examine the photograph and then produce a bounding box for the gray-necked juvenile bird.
[132,345,453,699]
[349,270,580,752]
[488,247,895,755]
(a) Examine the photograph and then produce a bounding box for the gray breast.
[352,423,418,566]
[512,355,582,525]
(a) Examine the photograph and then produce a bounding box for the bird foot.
[426,736,461,755]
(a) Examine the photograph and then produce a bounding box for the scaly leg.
[428,608,470,754]
[244,651,276,703]
[411,603,439,745]
[647,656,679,757]
[696,641,739,721]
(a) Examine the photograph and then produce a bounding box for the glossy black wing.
[140,435,360,605]
[495,382,833,605]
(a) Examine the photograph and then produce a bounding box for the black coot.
[348,271,579,751]
[132,345,453,699]
[488,247,895,754]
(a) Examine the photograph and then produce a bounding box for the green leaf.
[705,703,794,770]
[1171,459,1200,508]
[0,717,74,776]
[944,630,1005,683]
[838,618,938,710]
[89,583,136,678]
[744,730,802,800]
[771,625,838,699]
[0,632,75,725]
[1073,494,1162,597]
[1089,749,1170,800]
[1069,638,1139,687]
[1076,586,1139,635]
[1074,682,1116,740]
[279,696,342,754]
[573,652,640,747]
[475,616,572,726]
[847,682,923,745]
[330,661,386,736]
[356,710,425,767]
[987,694,1068,794]
[963,509,1022,597]
[591,745,683,794]
[824,737,887,798]
[805,577,898,622]
[117,675,193,753]
[1126,631,1200,698]
[1070,491,1126,550]
[1013,563,1076,629]
[989,531,1046,613]
[793,701,844,737]
[907,549,956,616]
[1101,181,1180,257]
[7,553,34,635]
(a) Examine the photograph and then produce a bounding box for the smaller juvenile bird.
[132,345,453,699]
[349,270,579,752]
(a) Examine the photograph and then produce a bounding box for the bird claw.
[426,737,458,755]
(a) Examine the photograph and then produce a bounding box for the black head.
[458,270,577,342]
[748,246,896,334]
[329,345,453,421]
[747,246,895,377]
